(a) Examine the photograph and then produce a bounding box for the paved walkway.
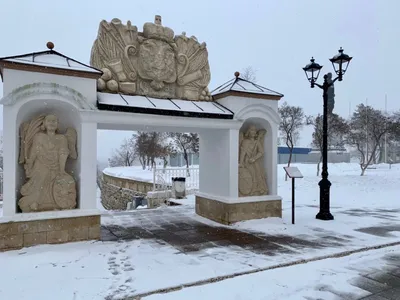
[101,207,352,257]
[101,206,400,299]
[310,253,400,300]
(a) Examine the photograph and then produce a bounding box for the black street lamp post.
[303,48,353,221]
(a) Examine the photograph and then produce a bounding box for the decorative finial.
[46,41,54,50]
[155,15,162,25]
[234,71,240,78]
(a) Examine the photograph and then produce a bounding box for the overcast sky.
[1,0,399,162]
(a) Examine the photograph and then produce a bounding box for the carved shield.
[53,174,77,209]
[239,167,253,196]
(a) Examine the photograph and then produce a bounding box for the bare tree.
[381,110,400,165]
[278,102,305,180]
[108,137,136,167]
[134,132,149,169]
[167,133,199,176]
[241,66,257,82]
[308,113,349,176]
[134,132,170,170]
[391,110,400,142]
[346,104,396,175]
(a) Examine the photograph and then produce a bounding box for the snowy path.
[143,244,400,300]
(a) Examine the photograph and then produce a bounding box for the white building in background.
[168,152,199,167]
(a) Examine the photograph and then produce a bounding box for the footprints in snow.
[107,243,135,298]
[108,244,135,286]
[107,245,135,274]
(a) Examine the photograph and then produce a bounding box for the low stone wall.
[195,196,282,225]
[0,215,100,252]
[100,182,146,210]
[103,173,154,194]
[101,172,151,210]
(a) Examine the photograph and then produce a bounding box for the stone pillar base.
[195,194,282,225]
[0,212,100,252]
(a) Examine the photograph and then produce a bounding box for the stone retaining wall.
[100,182,145,210]
[101,172,174,210]
[103,173,154,194]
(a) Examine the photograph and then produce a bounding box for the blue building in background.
[277,146,350,164]
[168,146,349,167]
[277,146,312,164]
[278,146,312,155]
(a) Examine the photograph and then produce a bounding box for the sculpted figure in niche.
[18,114,78,213]
[239,125,268,197]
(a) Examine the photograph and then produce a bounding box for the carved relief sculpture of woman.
[18,114,78,213]
[239,125,269,197]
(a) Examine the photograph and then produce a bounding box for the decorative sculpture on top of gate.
[90,15,212,101]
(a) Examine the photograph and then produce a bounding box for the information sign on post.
[283,166,304,224]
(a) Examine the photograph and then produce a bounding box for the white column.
[2,108,17,217]
[198,132,207,193]
[79,122,98,210]
[228,129,239,199]
[270,123,278,195]
[199,129,236,199]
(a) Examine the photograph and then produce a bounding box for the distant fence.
[0,171,3,200]
[278,151,351,164]
[153,166,199,192]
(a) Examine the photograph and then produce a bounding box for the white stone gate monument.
[0,15,283,251]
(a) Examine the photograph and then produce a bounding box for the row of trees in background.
[278,101,400,176]
[346,105,400,175]
[109,132,199,172]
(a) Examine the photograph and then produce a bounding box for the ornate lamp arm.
[314,83,323,89]
[315,75,339,90]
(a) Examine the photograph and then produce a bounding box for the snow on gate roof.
[211,73,284,100]
[97,92,234,119]
[0,42,102,80]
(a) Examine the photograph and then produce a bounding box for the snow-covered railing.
[152,166,199,192]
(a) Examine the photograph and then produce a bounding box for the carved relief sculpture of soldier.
[18,114,78,213]
[238,125,269,197]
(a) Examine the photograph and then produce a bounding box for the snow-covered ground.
[0,163,399,300]
[145,244,400,300]
[234,162,400,239]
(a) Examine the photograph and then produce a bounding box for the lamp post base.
[316,211,334,220]
[316,177,334,221]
